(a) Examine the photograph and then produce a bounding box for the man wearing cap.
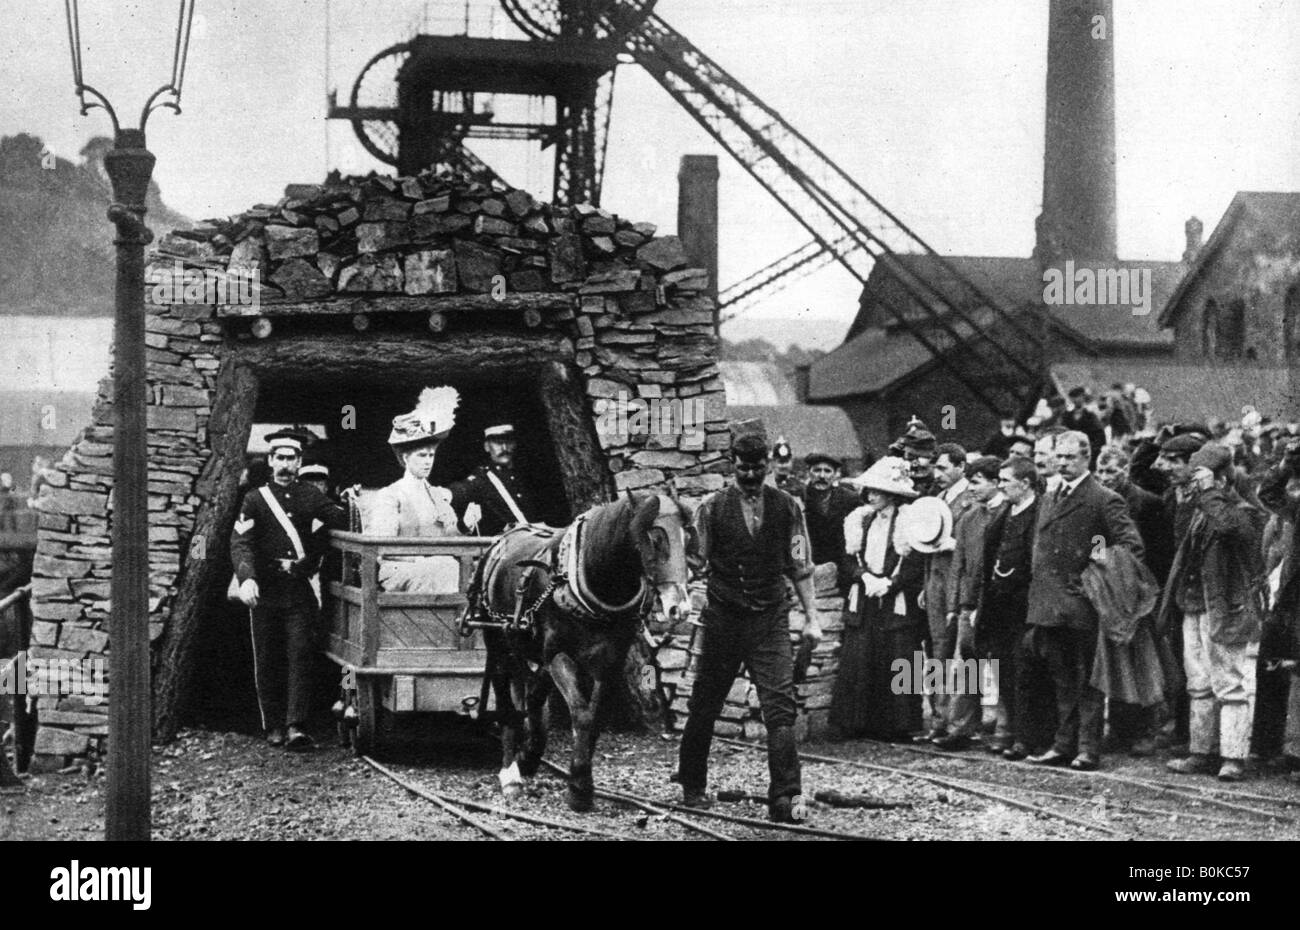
[678,432,822,824]
[799,452,859,593]
[231,427,349,749]
[919,443,980,745]
[1150,430,1210,750]
[451,424,539,536]
[298,458,331,498]
[1023,431,1143,770]
[1161,443,1266,781]
[941,455,1007,750]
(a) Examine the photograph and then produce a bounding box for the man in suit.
[1024,431,1144,770]
[231,428,348,749]
[919,443,979,744]
[941,455,1006,749]
[451,424,539,536]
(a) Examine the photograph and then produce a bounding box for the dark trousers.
[1166,615,1190,743]
[1026,625,1105,757]
[679,598,801,802]
[249,585,317,731]
[980,624,1022,740]
[1253,663,1289,758]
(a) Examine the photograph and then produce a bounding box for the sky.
[3,0,1299,347]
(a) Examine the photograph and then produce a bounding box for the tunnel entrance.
[180,329,608,732]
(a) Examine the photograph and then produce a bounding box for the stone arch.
[27,171,730,760]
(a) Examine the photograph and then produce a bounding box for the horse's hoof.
[566,789,594,813]
[498,761,525,799]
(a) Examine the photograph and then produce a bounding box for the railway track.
[715,736,1136,839]
[362,756,648,840]
[535,756,876,840]
[362,728,1298,840]
[363,749,878,840]
[882,739,1298,825]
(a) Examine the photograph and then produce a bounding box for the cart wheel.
[351,678,380,757]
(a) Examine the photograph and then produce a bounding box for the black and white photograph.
[1,0,1298,900]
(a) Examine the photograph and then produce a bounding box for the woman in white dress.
[364,387,462,593]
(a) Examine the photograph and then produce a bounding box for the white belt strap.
[259,485,306,561]
[486,470,528,525]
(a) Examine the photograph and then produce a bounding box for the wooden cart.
[324,531,495,755]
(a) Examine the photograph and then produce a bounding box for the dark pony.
[466,490,691,811]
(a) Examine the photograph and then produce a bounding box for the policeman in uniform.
[451,423,538,535]
[677,431,823,823]
[231,427,347,749]
[766,436,803,495]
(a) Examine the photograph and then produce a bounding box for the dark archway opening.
[178,329,610,734]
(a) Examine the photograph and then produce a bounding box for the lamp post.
[63,0,196,842]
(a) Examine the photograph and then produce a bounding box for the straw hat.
[897,497,955,554]
[849,456,918,499]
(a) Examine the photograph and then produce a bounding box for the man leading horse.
[678,432,823,823]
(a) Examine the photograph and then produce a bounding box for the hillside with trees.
[0,132,190,317]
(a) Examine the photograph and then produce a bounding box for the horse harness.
[460,512,651,635]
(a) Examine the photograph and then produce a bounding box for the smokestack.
[1183,216,1204,264]
[1040,0,1117,263]
[677,155,720,330]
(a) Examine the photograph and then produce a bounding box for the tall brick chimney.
[677,155,720,330]
[1039,0,1117,262]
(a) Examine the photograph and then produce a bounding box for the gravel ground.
[5,721,1300,841]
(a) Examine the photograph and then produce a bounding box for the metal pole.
[102,127,155,841]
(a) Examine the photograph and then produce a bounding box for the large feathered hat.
[849,456,918,499]
[388,386,459,455]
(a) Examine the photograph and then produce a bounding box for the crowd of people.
[780,383,1300,782]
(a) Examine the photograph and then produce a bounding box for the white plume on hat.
[415,385,459,435]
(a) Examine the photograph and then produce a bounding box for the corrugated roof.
[720,361,799,405]
[725,404,863,461]
[1050,359,1294,424]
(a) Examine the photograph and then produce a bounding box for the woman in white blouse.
[365,388,461,593]
[829,456,926,741]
